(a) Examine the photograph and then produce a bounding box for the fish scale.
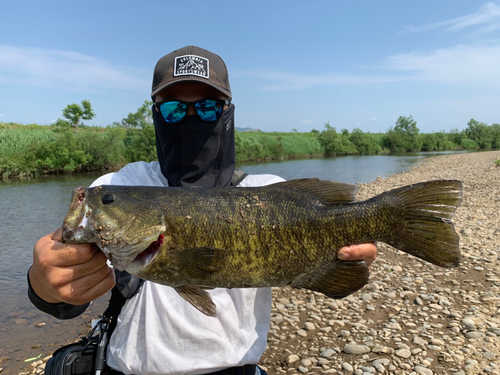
[62,178,463,317]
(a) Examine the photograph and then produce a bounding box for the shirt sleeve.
[27,268,89,319]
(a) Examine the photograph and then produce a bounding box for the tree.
[349,128,382,154]
[318,123,357,155]
[115,101,156,162]
[491,123,500,148]
[62,100,96,127]
[465,119,492,149]
[383,115,422,152]
[114,100,153,129]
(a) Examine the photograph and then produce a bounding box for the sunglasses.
[155,99,229,124]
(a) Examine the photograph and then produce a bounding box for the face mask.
[152,103,236,187]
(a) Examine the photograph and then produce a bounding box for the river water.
[0,151,468,373]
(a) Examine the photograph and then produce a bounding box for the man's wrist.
[27,267,89,319]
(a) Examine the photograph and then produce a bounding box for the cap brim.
[151,76,232,100]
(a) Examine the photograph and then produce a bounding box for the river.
[0,151,470,373]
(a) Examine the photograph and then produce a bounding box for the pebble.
[343,344,371,355]
[320,349,336,358]
[342,362,354,372]
[296,329,307,337]
[414,365,433,375]
[465,331,486,340]
[395,348,412,358]
[302,322,315,331]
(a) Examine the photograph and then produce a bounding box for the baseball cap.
[151,46,232,100]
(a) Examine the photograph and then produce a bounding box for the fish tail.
[381,179,463,268]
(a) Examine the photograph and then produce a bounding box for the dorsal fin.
[269,178,357,203]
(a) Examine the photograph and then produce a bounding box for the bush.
[349,128,382,154]
[460,138,479,149]
[318,125,358,156]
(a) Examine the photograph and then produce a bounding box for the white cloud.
[402,2,500,34]
[0,45,150,92]
[0,113,5,118]
[387,44,500,86]
[302,120,312,124]
[237,43,500,91]
[235,69,403,91]
[369,117,377,121]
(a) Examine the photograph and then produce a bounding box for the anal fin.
[174,285,217,317]
[298,260,369,299]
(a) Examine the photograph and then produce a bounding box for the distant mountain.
[236,127,261,132]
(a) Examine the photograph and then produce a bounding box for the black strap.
[205,364,256,375]
[231,169,248,186]
[108,364,257,375]
[102,286,127,333]
[92,286,128,374]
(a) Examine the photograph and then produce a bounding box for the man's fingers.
[50,249,110,287]
[338,242,377,268]
[31,229,111,304]
[57,265,115,305]
[36,232,101,268]
[51,227,63,242]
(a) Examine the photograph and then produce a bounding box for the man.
[28,46,377,375]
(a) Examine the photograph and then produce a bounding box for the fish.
[62,179,463,317]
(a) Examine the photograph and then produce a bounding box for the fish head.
[62,185,166,271]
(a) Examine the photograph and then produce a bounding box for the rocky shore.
[13,151,500,375]
[259,150,500,374]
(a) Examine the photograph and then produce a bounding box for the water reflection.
[237,151,469,183]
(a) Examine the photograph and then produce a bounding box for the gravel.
[259,151,500,375]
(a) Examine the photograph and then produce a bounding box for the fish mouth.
[130,234,164,267]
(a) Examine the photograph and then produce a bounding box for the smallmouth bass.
[62,179,462,316]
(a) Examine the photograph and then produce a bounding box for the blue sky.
[1,1,499,133]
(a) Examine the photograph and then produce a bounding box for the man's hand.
[338,242,377,269]
[29,228,115,305]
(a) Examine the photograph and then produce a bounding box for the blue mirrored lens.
[159,101,187,123]
[195,100,222,122]
[158,100,223,123]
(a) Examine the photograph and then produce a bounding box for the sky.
[1,1,499,133]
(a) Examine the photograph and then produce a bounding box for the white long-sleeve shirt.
[90,161,284,375]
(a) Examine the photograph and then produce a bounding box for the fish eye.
[101,193,116,205]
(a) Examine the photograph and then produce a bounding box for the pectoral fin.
[177,247,226,279]
[174,286,217,317]
[298,260,369,299]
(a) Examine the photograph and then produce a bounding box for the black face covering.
[152,103,236,187]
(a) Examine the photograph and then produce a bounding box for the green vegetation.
[1,101,499,179]
[383,115,422,152]
[235,131,322,161]
[61,100,96,127]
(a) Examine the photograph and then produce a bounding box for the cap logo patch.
[174,55,209,79]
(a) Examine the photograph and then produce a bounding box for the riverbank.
[3,121,498,180]
[9,151,500,375]
[260,150,500,374]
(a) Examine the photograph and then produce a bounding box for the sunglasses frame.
[155,99,230,124]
